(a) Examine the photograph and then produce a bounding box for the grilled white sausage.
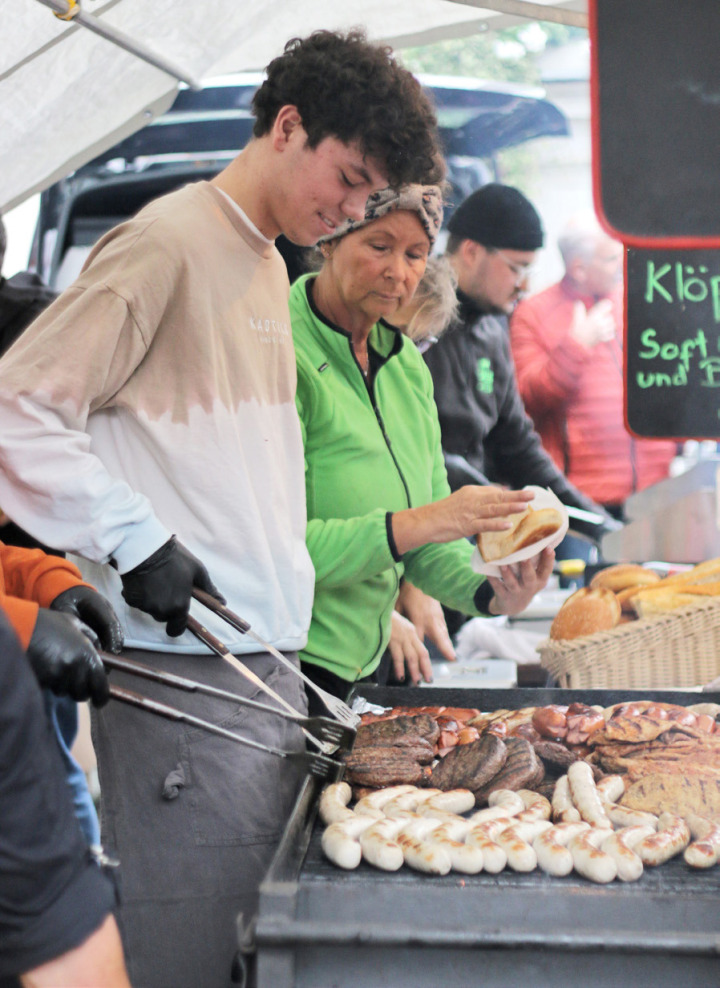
[604,804,659,830]
[465,818,509,873]
[551,775,581,824]
[515,790,552,822]
[427,820,484,874]
[415,805,469,826]
[382,788,442,815]
[359,817,405,871]
[683,814,720,869]
[495,820,552,872]
[567,761,611,828]
[568,828,616,883]
[487,789,526,816]
[533,822,590,877]
[353,785,418,813]
[601,826,655,882]
[424,790,476,815]
[321,814,377,869]
[636,813,691,866]
[396,819,452,875]
[319,782,354,825]
[595,775,625,804]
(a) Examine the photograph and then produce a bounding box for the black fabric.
[473,579,495,614]
[0,272,56,356]
[446,183,544,250]
[423,291,610,542]
[0,609,116,979]
[0,272,60,556]
[300,660,378,715]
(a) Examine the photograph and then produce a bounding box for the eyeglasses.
[489,248,537,284]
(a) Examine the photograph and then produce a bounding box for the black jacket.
[0,271,56,355]
[0,271,59,553]
[423,290,612,541]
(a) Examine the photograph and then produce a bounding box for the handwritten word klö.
[645,261,720,323]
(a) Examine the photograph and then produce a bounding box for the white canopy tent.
[2,0,586,214]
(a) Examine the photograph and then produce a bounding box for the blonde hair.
[399,255,458,343]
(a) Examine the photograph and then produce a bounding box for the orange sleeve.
[0,542,94,648]
[0,594,40,650]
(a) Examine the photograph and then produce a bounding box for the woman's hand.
[388,611,434,685]
[396,581,455,662]
[486,546,555,617]
[391,485,534,555]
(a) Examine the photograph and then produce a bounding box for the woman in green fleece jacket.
[290,185,554,709]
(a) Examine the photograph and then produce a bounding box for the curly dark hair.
[252,30,444,188]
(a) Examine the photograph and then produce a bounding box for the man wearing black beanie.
[421,184,619,635]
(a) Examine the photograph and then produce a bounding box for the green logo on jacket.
[476,357,494,394]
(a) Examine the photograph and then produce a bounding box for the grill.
[255,686,720,987]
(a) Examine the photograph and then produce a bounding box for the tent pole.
[34,0,202,89]
[444,0,588,29]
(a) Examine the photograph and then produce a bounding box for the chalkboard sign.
[590,0,720,247]
[626,247,720,438]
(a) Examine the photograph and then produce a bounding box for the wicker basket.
[538,597,720,690]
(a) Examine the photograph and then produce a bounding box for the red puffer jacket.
[510,279,676,508]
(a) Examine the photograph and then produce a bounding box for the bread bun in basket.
[589,563,660,593]
[477,505,563,563]
[630,582,720,618]
[549,587,622,641]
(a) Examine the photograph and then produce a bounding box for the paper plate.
[470,485,569,579]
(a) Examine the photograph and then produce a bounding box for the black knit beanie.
[447,183,544,250]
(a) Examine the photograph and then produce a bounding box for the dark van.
[32,72,568,289]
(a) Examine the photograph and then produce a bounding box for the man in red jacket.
[510,211,676,524]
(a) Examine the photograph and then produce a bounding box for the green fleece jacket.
[291,274,490,682]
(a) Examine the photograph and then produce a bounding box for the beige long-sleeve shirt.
[0,182,314,652]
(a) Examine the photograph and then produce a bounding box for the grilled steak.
[344,746,428,787]
[354,714,441,749]
[473,737,543,804]
[430,733,507,792]
[533,739,581,774]
[594,734,720,781]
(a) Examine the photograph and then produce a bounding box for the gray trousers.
[92,647,306,988]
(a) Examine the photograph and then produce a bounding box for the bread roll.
[589,563,660,593]
[549,587,622,641]
[631,585,720,618]
[615,585,648,613]
[651,557,720,590]
[478,505,563,563]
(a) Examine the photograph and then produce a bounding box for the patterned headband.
[318,184,444,247]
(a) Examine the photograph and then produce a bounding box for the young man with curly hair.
[0,29,442,988]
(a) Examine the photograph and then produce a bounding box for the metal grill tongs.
[107,680,342,781]
[102,652,355,750]
[191,588,361,730]
[185,616,339,754]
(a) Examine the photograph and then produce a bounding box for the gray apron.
[92,647,307,988]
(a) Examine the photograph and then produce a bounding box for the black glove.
[120,535,225,637]
[27,609,110,706]
[51,585,124,654]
